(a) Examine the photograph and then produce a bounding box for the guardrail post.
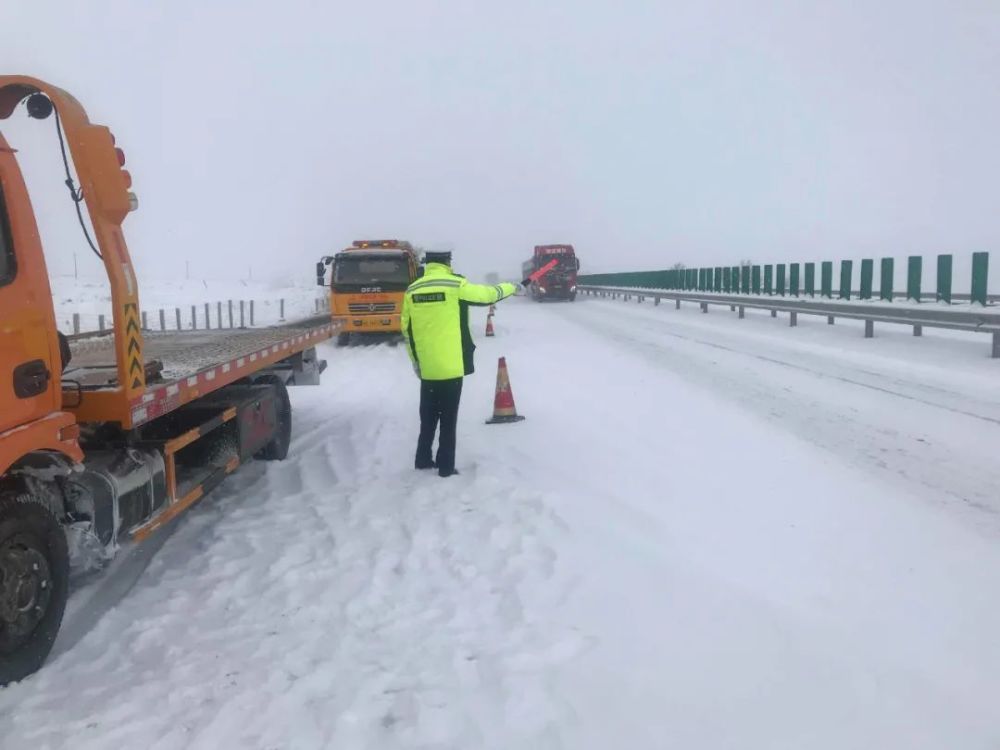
[240,300,245,328]
[175,307,181,330]
[827,315,835,325]
[217,301,222,327]
[700,302,708,313]
[99,314,106,332]
[280,298,286,319]
[158,309,165,331]
[228,300,234,328]
[770,309,777,318]
[776,264,786,296]
[907,256,922,302]
[714,266,723,292]
[654,297,660,306]
[936,254,953,303]
[675,299,681,310]
[971,252,988,306]
[751,265,761,295]
[72,313,80,334]
[738,305,745,319]
[790,263,800,296]
[764,265,773,295]
[205,303,211,329]
[820,262,833,298]
[839,260,853,300]
[993,332,1000,359]
[880,257,894,301]
[142,311,148,330]
[913,324,922,337]
[805,263,816,296]
[865,319,874,338]
[191,305,197,329]
[789,311,797,327]
[741,266,750,294]
[860,259,873,300]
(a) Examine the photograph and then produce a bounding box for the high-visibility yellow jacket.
[401,263,517,380]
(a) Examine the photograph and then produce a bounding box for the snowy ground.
[2,295,1000,749]
[50,276,325,333]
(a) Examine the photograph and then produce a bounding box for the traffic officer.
[401,251,521,477]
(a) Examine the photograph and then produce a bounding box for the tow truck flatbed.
[66,315,338,427]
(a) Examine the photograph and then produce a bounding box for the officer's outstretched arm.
[458,280,518,305]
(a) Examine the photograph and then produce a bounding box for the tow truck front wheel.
[0,494,69,686]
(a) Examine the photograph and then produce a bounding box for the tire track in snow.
[554,298,1000,528]
[0,342,584,749]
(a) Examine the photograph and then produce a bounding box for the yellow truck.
[317,240,419,345]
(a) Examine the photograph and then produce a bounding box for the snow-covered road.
[2,296,999,749]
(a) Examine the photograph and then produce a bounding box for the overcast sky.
[3,0,998,283]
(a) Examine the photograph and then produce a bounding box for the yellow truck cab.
[317,240,418,345]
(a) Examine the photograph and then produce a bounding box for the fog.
[3,0,998,284]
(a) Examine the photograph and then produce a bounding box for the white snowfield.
[2,295,1000,749]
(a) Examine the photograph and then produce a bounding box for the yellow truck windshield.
[334,255,411,285]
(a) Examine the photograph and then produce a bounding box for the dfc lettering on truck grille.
[348,302,396,314]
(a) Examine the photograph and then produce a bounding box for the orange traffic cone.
[486,357,526,424]
[485,315,495,337]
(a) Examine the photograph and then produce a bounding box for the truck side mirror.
[316,261,326,286]
[575,258,581,271]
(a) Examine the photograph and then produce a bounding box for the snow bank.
[50,275,325,333]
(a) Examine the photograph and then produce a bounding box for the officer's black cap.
[424,251,453,265]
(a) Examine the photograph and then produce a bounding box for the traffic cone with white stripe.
[486,357,525,424]
[485,315,495,337]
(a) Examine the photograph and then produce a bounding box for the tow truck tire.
[255,377,292,461]
[336,332,351,347]
[0,493,69,686]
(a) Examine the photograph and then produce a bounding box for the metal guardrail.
[579,285,1000,358]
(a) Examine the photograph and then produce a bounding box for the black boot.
[415,460,437,470]
[438,468,460,478]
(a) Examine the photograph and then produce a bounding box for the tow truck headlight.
[570,285,577,292]
[539,287,547,294]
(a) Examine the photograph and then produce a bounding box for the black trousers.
[416,377,463,473]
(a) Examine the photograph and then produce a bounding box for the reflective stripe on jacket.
[401,263,517,380]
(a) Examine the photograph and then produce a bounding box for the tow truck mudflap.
[290,346,324,386]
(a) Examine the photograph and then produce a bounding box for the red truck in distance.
[521,245,580,301]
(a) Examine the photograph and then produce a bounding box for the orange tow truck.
[317,239,418,345]
[0,76,339,684]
